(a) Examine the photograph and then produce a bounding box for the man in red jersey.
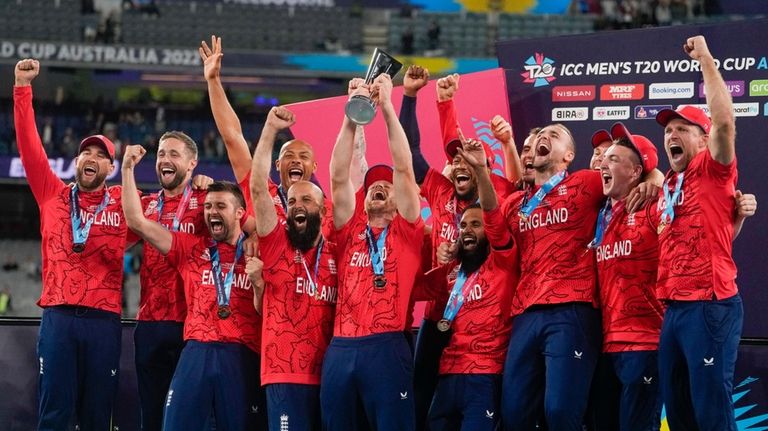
[320,73,424,430]
[486,116,661,429]
[591,123,664,431]
[418,136,519,430]
[14,59,132,431]
[200,35,366,235]
[122,145,264,430]
[654,36,743,431]
[133,130,214,431]
[249,105,336,431]
[398,68,518,429]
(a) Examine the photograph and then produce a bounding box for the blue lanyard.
[276,184,288,211]
[69,184,111,248]
[441,267,481,324]
[661,172,684,225]
[209,233,245,308]
[155,183,192,232]
[519,170,566,219]
[588,200,613,249]
[365,225,388,277]
[299,237,325,296]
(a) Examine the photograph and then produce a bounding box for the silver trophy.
[345,48,403,125]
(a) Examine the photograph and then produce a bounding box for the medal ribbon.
[587,200,613,249]
[70,184,111,248]
[365,225,388,279]
[299,237,325,297]
[661,172,684,225]
[155,183,192,232]
[276,184,288,211]
[210,233,245,309]
[441,267,481,324]
[518,170,566,218]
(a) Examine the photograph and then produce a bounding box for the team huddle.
[13,34,756,431]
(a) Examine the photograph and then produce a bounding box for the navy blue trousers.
[428,374,501,431]
[320,332,415,430]
[134,320,185,431]
[37,306,121,431]
[587,351,661,431]
[414,318,451,431]
[162,341,266,431]
[659,295,743,431]
[500,303,602,431]
[266,383,320,431]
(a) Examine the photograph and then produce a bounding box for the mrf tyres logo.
[522,53,556,87]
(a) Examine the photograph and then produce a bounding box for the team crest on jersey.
[200,248,211,261]
[557,185,568,196]
[189,198,198,210]
[626,212,636,226]
[272,195,283,207]
[357,231,367,240]
[145,200,158,216]
[328,258,337,274]
[109,197,116,205]
[445,199,457,214]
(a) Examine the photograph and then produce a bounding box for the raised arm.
[251,106,295,237]
[199,35,252,182]
[122,145,173,254]
[350,126,369,191]
[373,74,421,222]
[13,59,65,204]
[458,133,497,211]
[684,36,736,165]
[458,137,513,249]
[330,80,365,229]
[400,65,431,184]
[491,115,522,183]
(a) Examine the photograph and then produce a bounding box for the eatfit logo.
[522,53,556,87]
[593,106,630,121]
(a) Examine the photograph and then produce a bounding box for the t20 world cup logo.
[522,53,557,87]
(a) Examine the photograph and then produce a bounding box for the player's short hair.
[462,202,482,215]
[614,137,642,167]
[159,131,198,160]
[207,181,246,210]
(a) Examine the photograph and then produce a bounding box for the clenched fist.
[15,59,40,87]
[122,145,147,170]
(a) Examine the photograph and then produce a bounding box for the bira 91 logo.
[522,53,556,87]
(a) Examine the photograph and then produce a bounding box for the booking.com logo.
[521,53,557,87]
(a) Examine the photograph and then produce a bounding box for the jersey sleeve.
[420,168,452,206]
[13,86,65,205]
[701,149,738,186]
[165,232,199,269]
[257,222,287,268]
[483,206,514,250]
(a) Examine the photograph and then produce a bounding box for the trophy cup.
[345,48,403,125]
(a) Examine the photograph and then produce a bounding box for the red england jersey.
[14,86,130,315]
[419,208,518,374]
[655,150,738,300]
[333,215,425,337]
[596,200,663,352]
[419,169,515,321]
[166,233,262,353]
[257,224,337,385]
[137,189,207,321]
[498,170,603,315]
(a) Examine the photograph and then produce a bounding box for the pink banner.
[287,68,510,326]
[287,68,511,192]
